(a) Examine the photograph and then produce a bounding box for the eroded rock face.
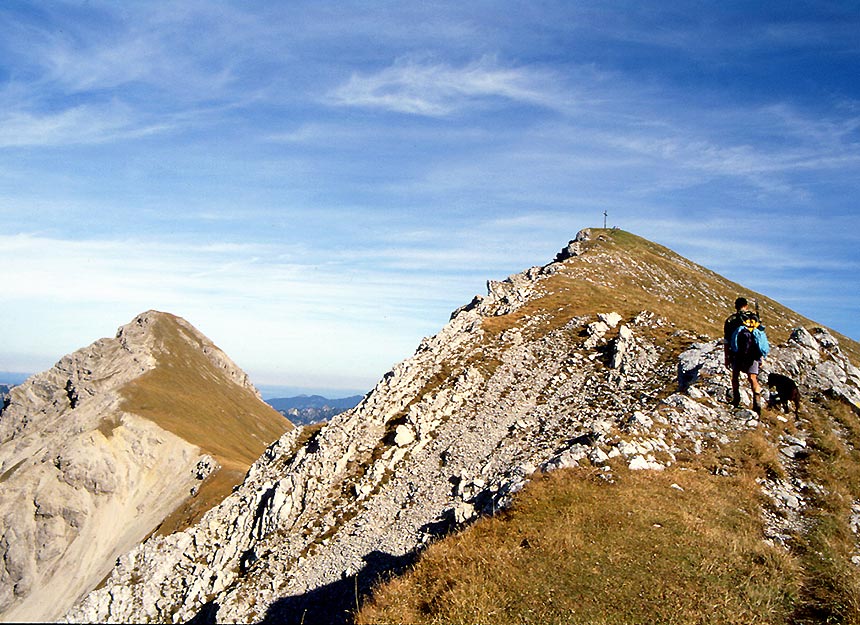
[0,311,261,622]
[63,237,860,625]
[554,227,591,262]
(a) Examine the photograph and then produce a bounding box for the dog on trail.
[766,373,801,417]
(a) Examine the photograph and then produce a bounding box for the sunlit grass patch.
[120,313,290,467]
[356,466,799,625]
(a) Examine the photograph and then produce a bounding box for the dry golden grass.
[732,429,789,481]
[355,402,860,625]
[120,314,290,466]
[152,467,245,536]
[357,466,799,625]
[790,397,860,623]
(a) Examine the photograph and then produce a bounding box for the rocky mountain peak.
[0,311,289,623]
[115,308,163,346]
[116,310,261,397]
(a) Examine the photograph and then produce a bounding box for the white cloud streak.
[330,56,565,116]
[1,233,470,309]
[0,103,173,147]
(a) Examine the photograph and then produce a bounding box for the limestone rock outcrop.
[0,311,288,623]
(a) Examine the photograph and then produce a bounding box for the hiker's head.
[735,297,748,311]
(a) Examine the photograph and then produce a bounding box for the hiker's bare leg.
[749,373,761,395]
[731,368,741,406]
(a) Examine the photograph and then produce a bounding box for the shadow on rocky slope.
[260,550,417,625]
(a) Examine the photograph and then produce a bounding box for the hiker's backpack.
[723,312,745,344]
[731,314,770,360]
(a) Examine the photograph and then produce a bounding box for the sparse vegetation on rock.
[13,228,853,625]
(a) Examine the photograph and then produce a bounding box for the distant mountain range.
[266,394,364,425]
[0,372,31,386]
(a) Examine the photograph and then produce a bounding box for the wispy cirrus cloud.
[329,56,565,116]
[2,2,247,96]
[0,103,173,148]
[0,3,263,148]
[0,232,468,388]
[0,233,475,324]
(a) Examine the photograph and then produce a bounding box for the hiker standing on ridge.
[724,297,769,414]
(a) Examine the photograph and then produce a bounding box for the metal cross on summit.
[603,211,608,229]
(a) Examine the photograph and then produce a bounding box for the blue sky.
[1,2,858,396]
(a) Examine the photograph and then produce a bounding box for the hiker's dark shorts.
[733,358,761,375]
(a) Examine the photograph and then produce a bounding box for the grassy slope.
[118,313,291,533]
[356,229,860,624]
[358,465,799,625]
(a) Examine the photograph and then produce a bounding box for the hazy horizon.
[0,370,365,401]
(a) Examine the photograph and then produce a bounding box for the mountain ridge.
[63,229,860,623]
[266,394,364,410]
[266,395,364,425]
